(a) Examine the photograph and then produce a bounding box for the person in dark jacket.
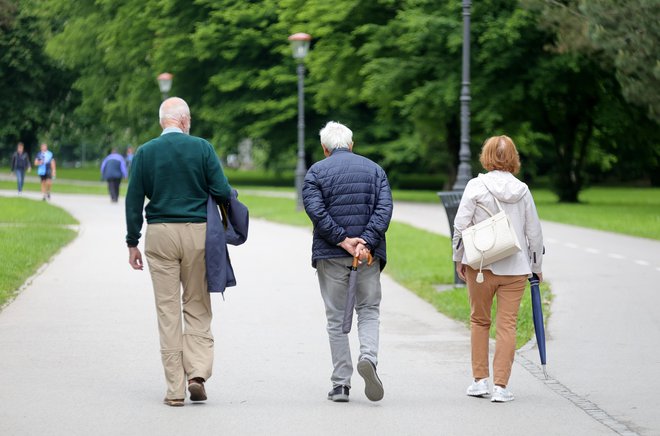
[125,97,231,407]
[100,148,128,202]
[302,121,393,403]
[10,142,31,194]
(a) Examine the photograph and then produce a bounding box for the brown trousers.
[466,267,527,387]
[145,223,213,400]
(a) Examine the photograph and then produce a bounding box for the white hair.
[159,97,190,122]
[319,121,353,151]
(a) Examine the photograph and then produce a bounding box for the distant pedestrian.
[34,143,56,201]
[453,135,544,403]
[125,146,134,174]
[302,121,393,403]
[10,142,31,194]
[101,148,128,202]
[125,97,231,407]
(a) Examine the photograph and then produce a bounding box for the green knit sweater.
[125,132,231,247]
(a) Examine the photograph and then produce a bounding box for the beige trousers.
[466,267,527,387]
[145,223,213,400]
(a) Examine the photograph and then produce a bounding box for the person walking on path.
[302,121,393,403]
[10,142,31,194]
[125,97,232,407]
[100,148,128,203]
[453,135,544,403]
[34,143,56,201]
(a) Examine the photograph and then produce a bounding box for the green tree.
[523,0,660,124]
[0,0,74,159]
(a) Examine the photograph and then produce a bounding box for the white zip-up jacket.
[452,170,543,276]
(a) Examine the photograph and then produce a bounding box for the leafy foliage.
[2,0,658,201]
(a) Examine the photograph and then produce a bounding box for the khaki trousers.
[145,223,213,400]
[466,267,526,387]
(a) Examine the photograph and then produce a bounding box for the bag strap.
[475,203,496,217]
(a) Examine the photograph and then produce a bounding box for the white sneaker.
[491,385,514,402]
[466,378,490,397]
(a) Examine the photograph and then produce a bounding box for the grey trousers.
[317,257,382,387]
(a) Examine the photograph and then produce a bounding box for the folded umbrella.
[529,273,548,379]
[341,253,373,334]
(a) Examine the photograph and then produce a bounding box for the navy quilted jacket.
[302,149,393,270]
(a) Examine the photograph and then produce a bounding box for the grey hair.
[159,97,190,122]
[319,121,352,151]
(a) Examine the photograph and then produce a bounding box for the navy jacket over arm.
[206,189,249,294]
[302,149,393,270]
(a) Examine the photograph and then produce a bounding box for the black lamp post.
[453,0,472,190]
[157,72,173,101]
[438,0,472,285]
[288,32,312,211]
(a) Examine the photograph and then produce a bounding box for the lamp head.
[288,33,312,60]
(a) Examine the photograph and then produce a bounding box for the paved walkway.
[0,191,654,435]
[394,202,660,435]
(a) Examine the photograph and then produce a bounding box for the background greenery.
[0,197,77,307]
[1,0,658,203]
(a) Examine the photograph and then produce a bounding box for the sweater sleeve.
[205,142,231,203]
[125,150,145,247]
[360,168,393,251]
[302,167,348,245]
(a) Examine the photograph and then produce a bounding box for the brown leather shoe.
[188,378,207,402]
[163,398,184,407]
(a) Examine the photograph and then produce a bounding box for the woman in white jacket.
[453,135,543,403]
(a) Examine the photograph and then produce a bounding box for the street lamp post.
[157,72,173,101]
[438,0,472,285]
[288,33,312,211]
[453,0,472,190]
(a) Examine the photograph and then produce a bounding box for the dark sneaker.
[327,385,350,402]
[357,359,384,402]
[188,378,207,402]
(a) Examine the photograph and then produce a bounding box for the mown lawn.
[0,197,78,308]
[393,187,660,240]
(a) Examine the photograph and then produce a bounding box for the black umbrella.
[529,273,548,378]
[342,254,373,334]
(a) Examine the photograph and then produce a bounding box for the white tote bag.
[462,197,521,283]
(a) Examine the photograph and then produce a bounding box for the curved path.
[0,191,628,435]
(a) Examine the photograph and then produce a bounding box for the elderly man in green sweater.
[125,97,231,407]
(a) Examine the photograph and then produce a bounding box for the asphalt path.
[0,191,619,435]
[394,202,660,435]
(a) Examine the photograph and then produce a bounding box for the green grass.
[240,193,548,348]
[395,186,660,240]
[56,167,104,181]
[533,188,660,240]
[8,167,656,240]
[0,197,78,307]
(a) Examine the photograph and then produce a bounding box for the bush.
[224,169,294,187]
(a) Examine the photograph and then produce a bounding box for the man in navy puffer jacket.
[303,121,393,403]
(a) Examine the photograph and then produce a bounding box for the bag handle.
[476,203,496,217]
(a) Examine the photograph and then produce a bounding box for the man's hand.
[355,242,371,263]
[339,237,366,257]
[128,246,144,270]
[456,262,467,281]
